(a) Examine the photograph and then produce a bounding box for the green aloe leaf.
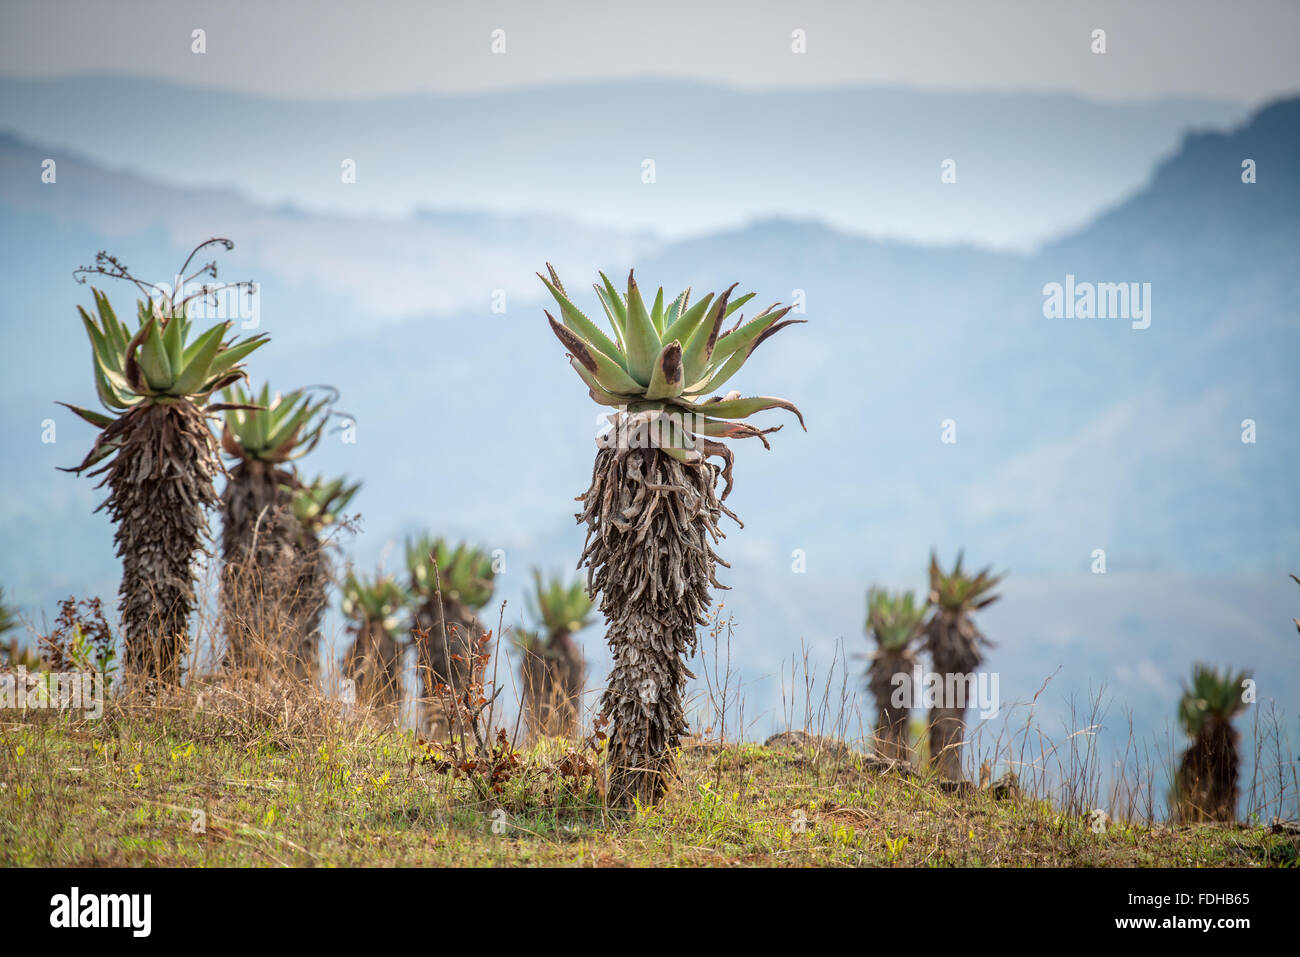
[169,321,232,394]
[650,286,665,334]
[661,292,714,346]
[684,394,806,430]
[122,318,153,394]
[57,401,115,429]
[138,314,173,390]
[91,361,131,411]
[539,269,625,368]
[681,283,736,386]
[264,394,330,460]
[95,360,135,401]
[644,340,684,400]
[623,271,662,385]
[162,314,184,377]
[77,306,117,376]
[546,312,644,395]
[93,290,130,357]
[180,322,227,367]
[692,417,753,437]
[200,333,269,384]
[195,372,247,400]
[685,346,747,397]
[597,272,627,343]
[571,357,627,408]
[664,288,689,328]
[710,306,794,368]
[724,292,756,320]
[688,313,804,397]
[250,383,271,450]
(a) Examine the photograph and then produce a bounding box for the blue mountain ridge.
[0,74,1247,248]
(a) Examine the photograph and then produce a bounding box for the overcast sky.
[2,0,1297,104]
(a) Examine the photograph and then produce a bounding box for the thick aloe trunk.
[1175,718,1240,822]
[874,698,913,763]
[344,621,402,721]
[928,705,966,780]
[578,444,731,806]
[873,706,911,762]
[93,403,218,686]
[220,459,299,677]
[414,594,488,734]
[925,607,983,781]
[521,629,584,738]
[285,531,328,683]
[869,651,915,762]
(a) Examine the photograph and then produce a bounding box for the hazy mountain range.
[0,75,1248,248]
[0,81,1295,804]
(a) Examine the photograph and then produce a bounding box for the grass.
[2,695,1294,867]
[5,596,1294,867]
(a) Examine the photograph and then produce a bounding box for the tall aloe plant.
[340,570,407,720]
[515,571,596,738]
[1173,664,1250,823]
[218,382,332,678]
[923,551,1003,781]
[286,473,360,679]
[60,243,268,684]
[864,587,925,763]
[540,264,804,805]
[406,536,496,728]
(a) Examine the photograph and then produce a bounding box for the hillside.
[3,698,1293,868]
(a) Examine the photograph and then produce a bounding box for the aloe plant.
[1173,664,1250,822]
[406,536,496,730]
[218,383,333,679]
[515,571,596,738]
[284,473,360,681]
[923,551,1004,781]
[59,241,268,684]
[290,474,360,534]
[340,570,407,718]
[864,587,926,762]
[541,264,804,804]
